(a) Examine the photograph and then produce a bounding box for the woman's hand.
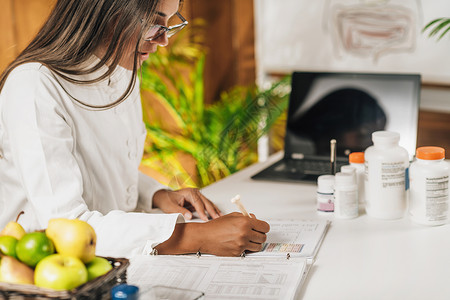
[152,188,222,221]
[198,212,271,256]
[155,212,271,257]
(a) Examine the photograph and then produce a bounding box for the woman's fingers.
[246,242,265,253]
[249,215,271,234]
[201,212,271,256]
[183,190,208,221]
[249,229,268,245]
[182,188,221,221]
[165,192,194,219]
[196,190,222,219]
[155,188,222,221]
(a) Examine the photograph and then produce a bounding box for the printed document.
[128,220,329,299]
[249,219,330,258]
[128,255,308,300]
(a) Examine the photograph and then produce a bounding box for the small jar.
[317,175,335,213]
[409,146,449,226]
[334,172,358,219]
[349,152,365,205]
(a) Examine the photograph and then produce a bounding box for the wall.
[0,0,55,72]
[183,0,256,104]
[254,0,450,158]
[418,86,450,158]
[254,0,450,86]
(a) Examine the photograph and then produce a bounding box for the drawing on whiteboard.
[324,0,423,62]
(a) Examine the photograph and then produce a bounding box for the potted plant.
[139,21,291,188]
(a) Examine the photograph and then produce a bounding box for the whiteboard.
[254,0,450,86]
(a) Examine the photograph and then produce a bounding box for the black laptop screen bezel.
[283,71,421,161]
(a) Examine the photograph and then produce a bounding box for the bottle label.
[381,162,406,189]
[317,192,334,212]
[335,189,358,218]
[425,175,449,221]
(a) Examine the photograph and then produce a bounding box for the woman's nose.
[154,32,169,47]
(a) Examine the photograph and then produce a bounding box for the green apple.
[46,218,96,263]
[85,256,113,281]
[35,254,88,290]
[0,236,18,258]
[16,232,55,267]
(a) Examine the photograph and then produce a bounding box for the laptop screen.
[284,71,421,160]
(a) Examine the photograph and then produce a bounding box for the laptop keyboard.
[251,157,350,182]
[274,159,347,175]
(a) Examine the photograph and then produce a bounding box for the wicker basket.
[0,257,129,300]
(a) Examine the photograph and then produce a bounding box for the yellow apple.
[35,254,87,290]
[46,219,96,263]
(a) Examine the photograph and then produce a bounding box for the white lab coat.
[0,58,184,258]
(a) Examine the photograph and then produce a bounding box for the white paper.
[248,219,330,258]
[128,255,307,300]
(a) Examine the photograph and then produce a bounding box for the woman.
[0,0,269,257]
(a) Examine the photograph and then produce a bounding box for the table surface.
[201,152,450,300]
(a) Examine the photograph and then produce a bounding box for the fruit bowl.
[0,257,129,300]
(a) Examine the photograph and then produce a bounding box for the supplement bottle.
[317,175,335,213]
[334,172,358,219]
[349,152,365,205]
[365,131,409,219]
[409,146,449,226]
[340,165,357,183]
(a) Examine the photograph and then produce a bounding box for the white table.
[201,152,450,300]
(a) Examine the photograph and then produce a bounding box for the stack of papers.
[127,219,330,300]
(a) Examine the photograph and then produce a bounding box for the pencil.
[330,139,336,175]
[230,194,251,218]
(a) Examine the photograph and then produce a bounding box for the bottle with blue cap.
[111,284,139,300]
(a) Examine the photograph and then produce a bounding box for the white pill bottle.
[334,172,358,219]
[317,175,335,214]
[364,131,409,219]
[349,152,365,206]
[409,146,449,226]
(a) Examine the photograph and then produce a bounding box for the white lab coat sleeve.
[78,210,185,258]
[1,66,183,257]
[136,170,169,212]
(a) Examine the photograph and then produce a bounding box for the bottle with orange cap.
[349,152,365,206]
[409,146,449,226]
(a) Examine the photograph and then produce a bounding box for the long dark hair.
[0,0,160,110]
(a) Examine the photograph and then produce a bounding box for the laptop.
[251,71,421,183]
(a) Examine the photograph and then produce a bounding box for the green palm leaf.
[423,18,450,40]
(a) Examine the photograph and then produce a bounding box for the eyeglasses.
[144,12,188,41]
